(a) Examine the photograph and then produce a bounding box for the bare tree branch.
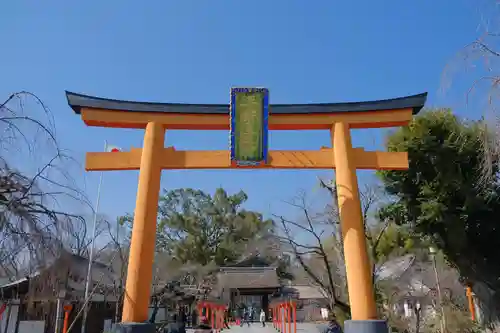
[0,91,90,278]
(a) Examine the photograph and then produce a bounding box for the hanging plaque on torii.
[230,87,269,166]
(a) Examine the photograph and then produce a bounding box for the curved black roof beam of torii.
[65,91,428,116]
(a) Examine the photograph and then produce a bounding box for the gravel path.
[187,323,324,333]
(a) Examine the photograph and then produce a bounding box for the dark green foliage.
[156,188,273,266]
[372,223,418,262]
[377,109,500,290]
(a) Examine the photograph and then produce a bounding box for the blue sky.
[0,0,491,221]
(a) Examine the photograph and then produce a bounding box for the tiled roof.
[66,91,428,116]
[284,285,327,299]
[217,267,280,289]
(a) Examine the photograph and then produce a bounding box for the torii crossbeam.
[66,90,426,333]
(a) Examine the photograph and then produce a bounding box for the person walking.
[179,309,187,333]
[259,309,266,327]
[322,315,342,333]
[223,309,230,329]
[240,308,250,327]
[321,307,329,321]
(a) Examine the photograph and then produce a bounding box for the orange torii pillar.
[198,301,214,326]
[281,303,285,333]
[273,305,277,329]
[204,302,221,331]
[285,303,290,333]
[121,122,165,326]
[213,304,220,332]
[277,304,282,332]
[466,285,476,321]
[275,304,278,331]
[211,305,214,331]
[217,305,223,331]
[221,305,227,331]
[276,304,280,332]
[284,303,287,333]
[274,303,279,331]
[215,305,221,331]
[207,302,215,329]
[223,305,228,329]
[278,303,285,333]
[286,303,291,333]
[332,122,388,333]
[62,305,72,333]
[271,300,295,332]
[271,304,275,329]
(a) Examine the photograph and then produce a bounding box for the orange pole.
[332,122,377,320]
[216,307,219,332]
[273,305,276,328]
[209,304,212,330]
[277,305,280,330]
[218,307,222,332]
[283,304,286,333]
[122,122,165,322]
[285,304,288,333]
[216,306,219,331]
[272,305,275,327]
[280,304,285,333]
[287,303,291,333]
[206,304,209,324]
[214,306,218,333]
[282,304,285,332]
[466,286,476,321]
[212,305,215,330]
[292,302,296,333]
[62,305,72,333]
[212,305,216,332]
[276,305,278,329]
[278,304,281,332]
[207,304,211,327]
[222,307,225,329]
[284,304,287,333]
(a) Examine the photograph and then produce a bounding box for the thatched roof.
[0,251,120,299]
[282,285,326,299]
[217,267,280,289]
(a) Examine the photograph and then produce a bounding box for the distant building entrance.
[215,256,280,319]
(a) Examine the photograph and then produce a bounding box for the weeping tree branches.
[441,3,500,182]
[0,91,89,277]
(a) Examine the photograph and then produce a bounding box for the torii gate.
[66,89,426,333]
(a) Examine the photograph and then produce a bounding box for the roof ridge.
[66,91,428,116]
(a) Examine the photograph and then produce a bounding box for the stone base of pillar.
[344,320,388,333]
[111,322,156,333]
